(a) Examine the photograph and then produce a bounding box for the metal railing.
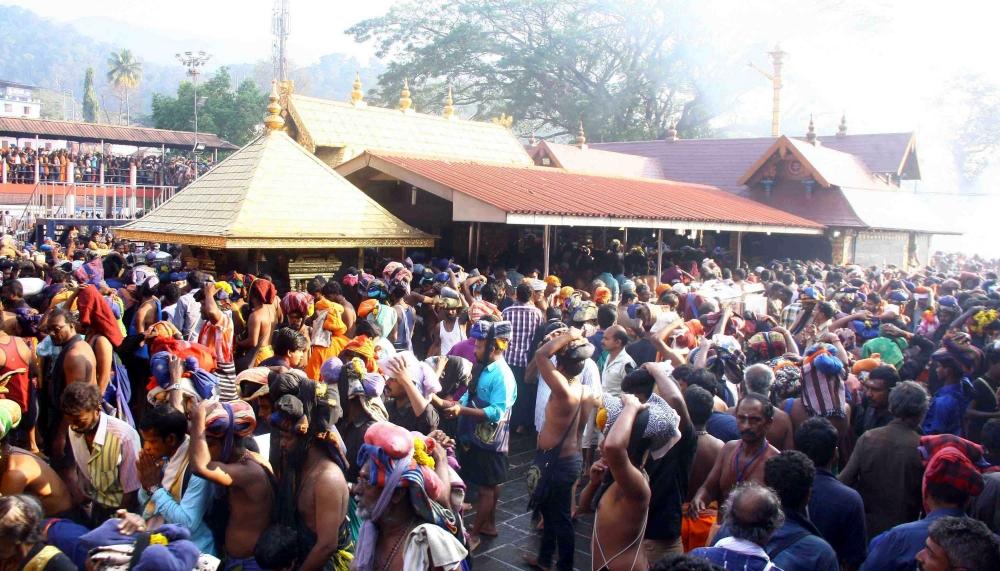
[13,181,178,239]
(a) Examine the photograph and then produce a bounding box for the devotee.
[238,278,278,367]
[199,281,239,401]
[0,399,74,517]
[172,271,209,341]
[969,419,1000,531]
[681,385,723,553]
[270,392,352,571]
[72,284,130,422]
[443,319,516,550]
[839,380,927,539]
[353,422,467,571]
[862,443,985,570]
[502,282,544,435]
[689,394,780,518]
[689,483,784,571]
[601,324,635,397]
[189,399,274,570]
[712,450,838,571]
[0,495,76,570]
[525,329,601,571]
[306,280,352,380]
[381,352,440,433]
[0,320,33,447]
[738,364,794,450]
[260,327,309,369]
[915,516,1000,571]
[430,288,466,357]
[280,290,313,341]
[43,307,97,460]
[923,334,979,436]
[136,403,215,554]
[795,417,867,570]
[61,381,141,525]
[852,364,899,439]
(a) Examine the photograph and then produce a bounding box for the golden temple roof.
[285,92,533,167]
[116,128,434,249]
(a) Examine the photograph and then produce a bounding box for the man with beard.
[353,422,466,571]
[853,365,899,439]
[42,308,97,462]
[189,399,273,570]
[61,382,140,525]
[689,394,780,518]
[271,393,351,571]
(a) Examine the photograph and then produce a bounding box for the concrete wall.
[853,230,909,267]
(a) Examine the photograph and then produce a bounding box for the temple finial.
[666,120,678,141]
[399,79,412,112]
[443,86,454,119]
[805,114,816,144]
[837,113,847,137]
[576,119,587,148]
[351,72,363,105]
[264,80,285,132]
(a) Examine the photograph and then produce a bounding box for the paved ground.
[463,433,595,571]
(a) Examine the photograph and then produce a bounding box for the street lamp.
[175,50,211,177]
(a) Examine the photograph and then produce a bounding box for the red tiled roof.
[357,153,823,232]
[0,117,238,150]
[590,132,916,196]
[530,141,665,178]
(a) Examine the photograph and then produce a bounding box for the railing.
[12,181,178,239]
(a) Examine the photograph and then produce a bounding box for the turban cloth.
[280,291,313,317]
[887,289,909,304]
[572,301,599,323]
[355,422,456,570]
[593,286,611,305]
[77,285,124,346]
[335,356,389,423]
[366,279,390,302]
[938,295,960,309]
[379,351,442,397]
[342,272,359,288]
[969,309,1000,336]
[801,343,847,418]
[770,358,803,400]
[145,320,180,341]
[0,399,21,439]
[545,275,561,288]
[598,393,680,460]
[146,328,217,374]
[357,273,376,296]
[923,446,984,504]
[341,335,379,372]
[862,337,906,369]
[236,367,270,401]
[212,281,233,301]
[852,355,882,376]
[836,327,857,351]
[358,299,379,319]
[850,319,881,343]
[131,265,159,289]
[800,286,823,302]
[470,320,512,341]
[746,331,787,364]
[931,335,983,374]
[655,283,671,297]
[467,299,500,322]
[919,434,989,468]
[437,287,463,310]
[205,401,257,462]
[382,262,405,282]
[79,520,201,571]
[706,345,746,391]
[250,278,277,305]
[73,256,104,285]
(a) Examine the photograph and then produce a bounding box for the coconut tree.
[106,49,143,125]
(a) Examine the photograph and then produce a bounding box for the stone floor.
[462,433,595,571]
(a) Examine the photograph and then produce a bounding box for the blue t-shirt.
[861,508,966,571]
[713,512,838,571]
[922,381,972,436]
[706,411,740,442]
[809,469,867,567]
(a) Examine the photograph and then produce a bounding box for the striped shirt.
[198,311,234,364]
[500,303,543,367]
[69,412,141,509]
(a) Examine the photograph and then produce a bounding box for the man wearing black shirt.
[853,365,899,440]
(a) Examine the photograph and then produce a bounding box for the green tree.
[151,67,266,147]
[107,48,142,125]
[82,67,100,122]
[347,0,713,141]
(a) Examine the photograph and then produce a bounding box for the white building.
[0,80,40,120]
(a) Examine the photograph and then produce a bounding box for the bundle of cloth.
[77,519,216,571]
[800,343,847,418]
[146,352,218,405]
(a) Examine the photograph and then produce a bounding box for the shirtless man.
[238,280,278,366]
[0,400,73,516]
[689,393,780,518]
[525,330,602,571]
[684,386,724,501]
[580,393,652,571]
[729,364,795,450]
[45,308,97,462]
[272,394,350,571]
[189,399,274,569]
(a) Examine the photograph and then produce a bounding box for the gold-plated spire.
[666,120,678,141]
[264,80,285,132]
[351,72,363,105]
[443,86,454,119]
[837,113,847,137]
[576,119,587,148]
[805,114,816,144]
[491,113,513,129]
[399,79,412,112]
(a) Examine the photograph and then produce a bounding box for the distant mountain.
[0,5,383,126]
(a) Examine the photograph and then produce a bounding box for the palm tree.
[107,49,143,125]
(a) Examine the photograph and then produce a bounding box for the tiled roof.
[0,117,237,150]
[529,141,664,178]
[739,136,893,191]
[590,132,916,196]
[117,131,433,249]
[347,153,823,233]
[286,94,533,166]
